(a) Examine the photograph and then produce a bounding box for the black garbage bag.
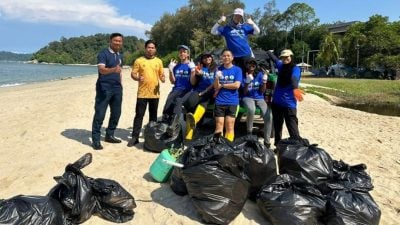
[92,178,136,223]
[48,153,97,224]
[169,157,187,196]
[233,135,277,200]
[277,139,333,185]
[181,134,249,225]
[48,153,136,224]
[324,183,381,225]
[0,195,66,225]
[331,160,374,191]
[257,174,326,225]
[144,121,182,153]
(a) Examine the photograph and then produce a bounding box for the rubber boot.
[185,105,206,140]
[225,132,235,142]
[186,105,206,129]
[167,114,179,137]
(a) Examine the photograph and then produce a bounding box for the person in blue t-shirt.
[162,45,195,129]
[242,57,273,148]
[267,49,305,146]
[91,33,124,150]
[184,52,217,140]
[211,8,260,75]
[213,49,242,142]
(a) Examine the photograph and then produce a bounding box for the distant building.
[327,21,359,35]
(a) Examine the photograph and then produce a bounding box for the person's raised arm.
[246,17,260,35]
[211,14,226,35]
[168,59,177,84]
[243,72,254,95]
[267,50,279,64]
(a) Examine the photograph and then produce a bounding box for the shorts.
[214,105,239,118]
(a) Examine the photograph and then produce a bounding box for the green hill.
[0,51,33,61]
[32,33,145,65]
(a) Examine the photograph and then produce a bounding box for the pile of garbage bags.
[170,134,277,224]
[0,153,136,225]
[257,138,381,225]
[169,136,380,225]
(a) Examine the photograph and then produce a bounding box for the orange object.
[293,88,305,101]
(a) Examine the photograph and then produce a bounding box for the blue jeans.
[91,87,122,143]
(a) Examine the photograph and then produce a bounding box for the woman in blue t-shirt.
[242,57,273,148]
[267,49,305,146]
[162,45,195,127]
[184,52,217,140]
[213,49,242,142]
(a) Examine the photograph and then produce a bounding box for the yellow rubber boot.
[185,105,206,140]
[187,105,206,128]
[225,132,235,142]
[185,119,194,140]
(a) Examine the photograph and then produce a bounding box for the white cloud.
[0,0,152,37]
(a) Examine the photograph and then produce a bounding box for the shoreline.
[0,70,399,225]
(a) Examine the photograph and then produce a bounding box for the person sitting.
[213,49,242,142]
[162,45,195,131]
[185,52,217,140]
[241,57,273,148]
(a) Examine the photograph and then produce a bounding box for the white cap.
[280,49,294,58]
[233,8,244,17]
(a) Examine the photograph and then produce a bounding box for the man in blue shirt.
[211,8,260,75]
[91,33,124,150]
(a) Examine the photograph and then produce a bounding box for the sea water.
[0,61,97,88]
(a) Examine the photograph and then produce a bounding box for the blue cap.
[178,45,190,51]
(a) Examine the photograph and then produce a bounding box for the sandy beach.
[0,68,399,225]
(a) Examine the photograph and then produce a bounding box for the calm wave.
[0,61,97,88]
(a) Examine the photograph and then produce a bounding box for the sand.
[0,68,399,225]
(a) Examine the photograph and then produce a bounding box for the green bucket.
[149,149,177,183]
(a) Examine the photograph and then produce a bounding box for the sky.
[0,0,399,53]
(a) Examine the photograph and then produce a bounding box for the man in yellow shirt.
[128,40,165,147]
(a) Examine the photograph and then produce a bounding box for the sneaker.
[127,137,139,147]
[186,113,196,129]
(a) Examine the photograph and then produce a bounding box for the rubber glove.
[218,15,226,24]
[293,88,305,101]
[168,59,176,73]
[216,70,223,79]
[262,71,269,83]
[247,17,255,25]
[245,74,254,84]
[188,61,196,71]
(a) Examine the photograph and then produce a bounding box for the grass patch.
[302,78,400,116]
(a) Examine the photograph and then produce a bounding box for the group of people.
[91,8,304,151]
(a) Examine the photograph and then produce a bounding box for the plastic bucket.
[149,149,177,182]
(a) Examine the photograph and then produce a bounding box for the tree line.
[0,51,32,61]
[31,0,400,77]
[32,34,145,65]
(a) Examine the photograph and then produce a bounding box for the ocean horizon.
[0,61,98,88]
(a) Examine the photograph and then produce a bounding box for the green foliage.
[147,0,243,55]
[303,78,400,116]
[160,51,179,67]
[0,51,33,61]
[342,15,400,71]
[32,34,144,65]
[316,33,341,66]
